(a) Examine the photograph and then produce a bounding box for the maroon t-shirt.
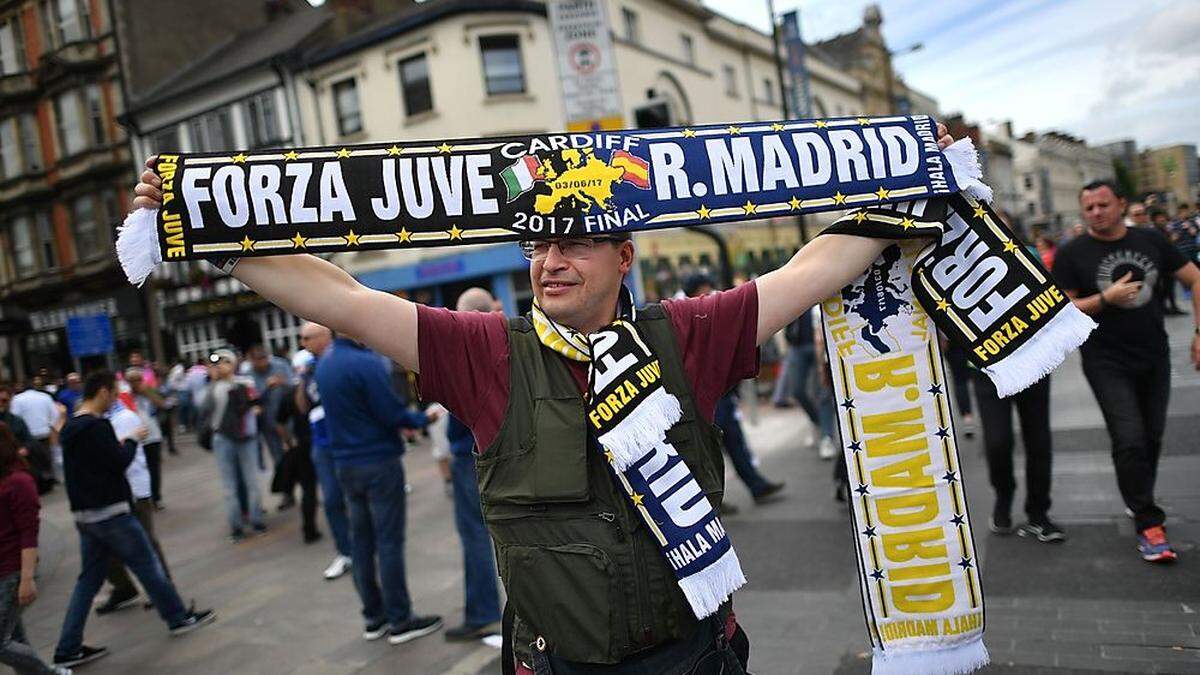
[0,469,40,577]
[418,282,760,453]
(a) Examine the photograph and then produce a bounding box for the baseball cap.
[208,348,237,365]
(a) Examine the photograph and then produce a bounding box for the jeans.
[944,344,974,417]
[1081,352,1170,532]
[714,394,770,497]
[973,372,1053,520]
[55,513,188,658]
[144,441,163,503]
[259,427,285,474]
[108,498,170,597]
[773,345,820,424]
[312,444,351,557]
[1,572,57,674]
[450,454,501,627]
[336,456,413,627]
[213,433,264,533]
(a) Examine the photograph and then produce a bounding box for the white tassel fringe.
[676,546,747,619]
[597,387,682,471]
[115,208,163,286]
[983,303,1096,397]
[943,138,994,203]
[872,637,990,675]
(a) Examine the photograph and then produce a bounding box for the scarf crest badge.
[116,114,1097,675]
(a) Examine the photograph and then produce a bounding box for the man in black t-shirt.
[1053,180,1200,564]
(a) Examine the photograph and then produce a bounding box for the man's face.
[0,390,10,411]
[67,374,81,391]
[1128,203,1148,225]
[529,238,632,329]
[1080,186,1126,234]
[300,326,331,356]
[248,347,269,373]
[129,352,144,367]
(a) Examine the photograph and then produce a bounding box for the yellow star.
[437,142,454,154]
[387,145,402,156]
[239,235,255,252]
[833,191,847,205]
[788,196,803,210]
[283,150,299,161]
[726,125,741,135]
[1003,240,1018,253]
[742,200,757,215]
[857,117,871,126]
[682,128,696,138]
[290,232,307,249]
[631,493,645,507]
[448,224,463,240]
[972,205,988,220]
[603,450,615,464]
[875,186,890,201]
[696,204,711,219]
[853,211,869,224]
[935,298,950,312]
[344,230,360,246]
[231,152,248,164]
[771,123,785,132]
[901,217,916,230]
[335,147,352,159]
[396,228,412,243]
[814,120,829,128]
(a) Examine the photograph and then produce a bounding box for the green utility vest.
[476,305,728,665]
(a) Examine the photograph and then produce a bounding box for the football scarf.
[531,287,745,619]
[818,196,1094,675]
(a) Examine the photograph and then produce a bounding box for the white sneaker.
[482,634,503,649]
[818,436,836,460]
[323,555,352,580]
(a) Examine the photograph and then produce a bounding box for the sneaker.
[363,619,389,641]
[95,589,140,615]
[961,414,976,439]
[989,513,1015,535]
[1124,507,1135,520]
[54,667,73,675]
[1137,526,1178,563]
[323,555,352,580]
[277,495,296,511]
[387,615,443,645]
[170,608,216,636]
[229,529,246,544]
[481,634,503,649]
[251,523,268,536]
[1018,519,1066,543]
[444,621,500,642]
[753,481,786,505]
[54,645,108,668]
[818,436,836,460]
[303,530,323,545]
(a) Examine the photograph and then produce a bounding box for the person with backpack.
[199,350,266,543]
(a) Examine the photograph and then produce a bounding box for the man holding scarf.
[129,125,954,674]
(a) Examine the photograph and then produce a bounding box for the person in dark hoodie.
[314,337,441,646]
[52,371,214,669]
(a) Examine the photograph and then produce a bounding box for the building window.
[622,8,639,43]
[72,193,105,259]
[480,35,524,96]
[0,16,25,75]
[19,113,41,173]
[243,90,282,148]
[332,78,362,136]
[53,89,87,157]
[34,211,55,269]
[10,215,36,277]
[0,117,18,180]
[43,0,91,48]
[187,108,234,152]
[85,84,106,145]
[722,64,737,97]
[763,78,774,105]
[680,34,694,64]
[399,53,432,117]
[148,126,178,154]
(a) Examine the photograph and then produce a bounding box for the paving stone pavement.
[19,319,1200,674]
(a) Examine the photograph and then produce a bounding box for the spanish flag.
[612,150,651,189]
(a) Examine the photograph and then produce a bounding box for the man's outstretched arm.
[132,158,421,372]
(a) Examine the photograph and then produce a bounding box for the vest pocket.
[476,397,590,505]
[502,543,624,664]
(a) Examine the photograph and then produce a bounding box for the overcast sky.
[703,0,1200,151]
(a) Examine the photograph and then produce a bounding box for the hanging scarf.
[531,287,745,619]
[115,114,1097,674]
[818,196,1094,675]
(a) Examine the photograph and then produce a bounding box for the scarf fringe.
[116,208,162,287]
[982,303,1096,397]
[943,138,994,204]
[676,546,747,619]
[597,386,683,471]
[872,637,990,675]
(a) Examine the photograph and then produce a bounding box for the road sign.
[66,314,114,359]
[548,0,625,131]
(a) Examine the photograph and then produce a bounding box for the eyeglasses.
[520,237,624,262]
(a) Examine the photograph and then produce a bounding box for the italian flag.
[501,154,544,202]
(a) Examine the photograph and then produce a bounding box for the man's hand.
[936,123,953,150]
[1102,272,1142,308]
[18,576,36,607]
[133,156,163,210]
[134,426,150,442]
[267,374,286,389]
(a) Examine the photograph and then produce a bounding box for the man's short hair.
[1148,208,1168,220]
[84,370,117,399]
[0,382,10,395]
[1079,180,1125,200]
